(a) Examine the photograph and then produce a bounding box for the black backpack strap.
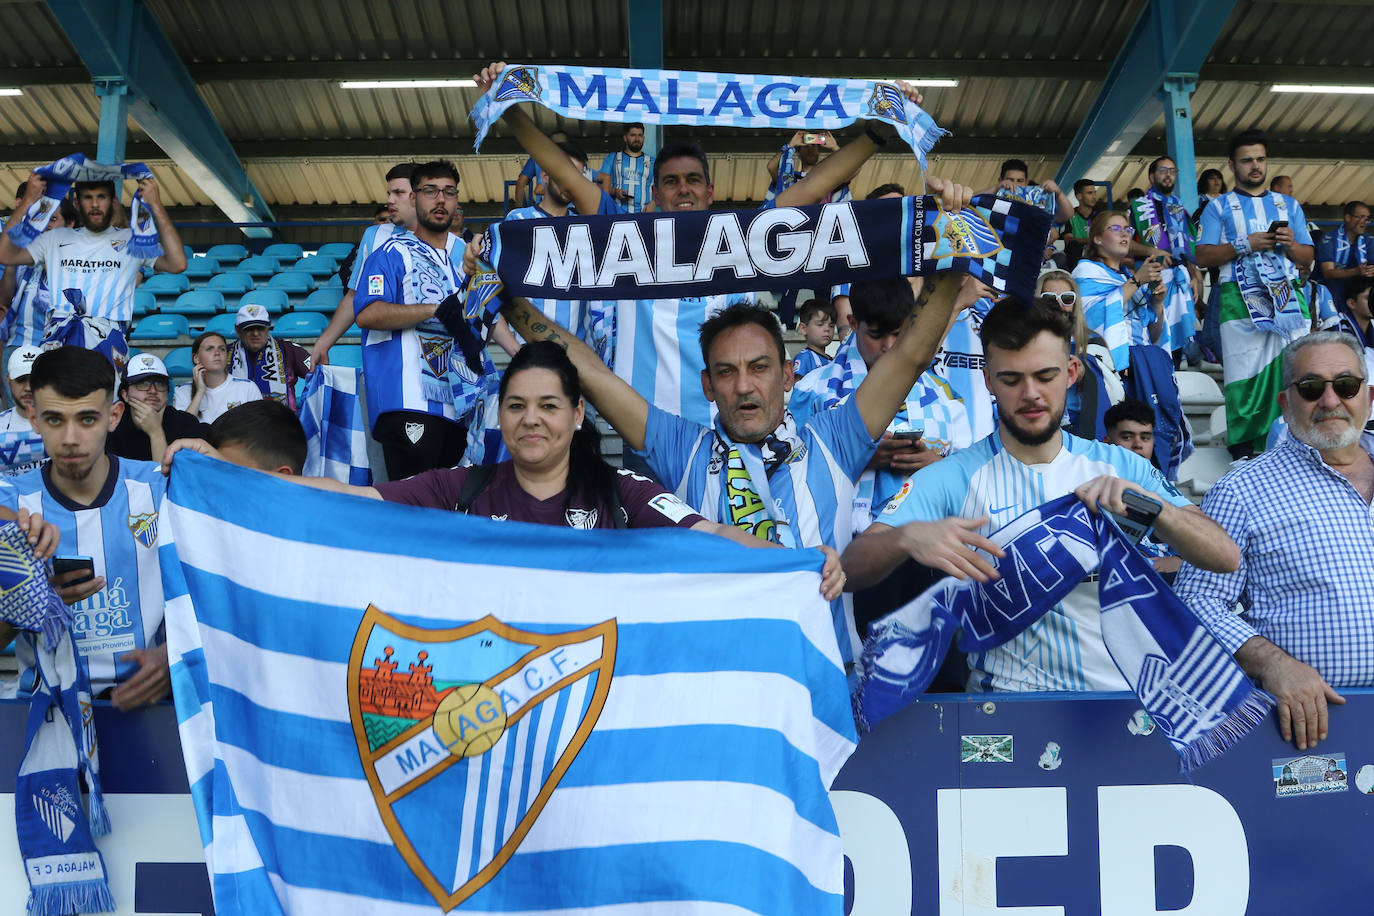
[455,463,499,515]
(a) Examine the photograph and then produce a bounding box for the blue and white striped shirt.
[1175,433,1374,685]
[0,456,168,692]
[1199,191,1313,284]
[25,226,159,324]
[644,396,880,660]
[879,430,1192,692]
[934,298,997,441]
[598,151,655,213]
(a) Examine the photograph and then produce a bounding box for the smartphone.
[892,429,924,442]
[1107,491,1163,545]
[1268,220,1288,234]
[53,555,95,586]
[1149,254,1166,292]
[802,131,827,146]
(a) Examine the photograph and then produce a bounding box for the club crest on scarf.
[865,82,909,124]
[127,512,158,549]
[494,66,543,103]
[348,606,616,910]
[418,333,454,379]
[932,207,1004,260]
[0,535,37,593]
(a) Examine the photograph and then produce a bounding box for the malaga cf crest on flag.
[348,607,616,909]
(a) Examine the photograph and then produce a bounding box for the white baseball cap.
[123,353,169,385]
[6,346,42,380]
[235,303,272,329]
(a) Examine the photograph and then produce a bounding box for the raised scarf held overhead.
[855,494,1273,772]
[475,194,1053,313]
[473,65,949,168]
[0,522,115,915]
[6,153,162,259]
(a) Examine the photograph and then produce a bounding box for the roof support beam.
[1055,0,1237,186]
[627,0,664,157]
[45,0,275,238]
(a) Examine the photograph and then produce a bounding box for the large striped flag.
[160,453,855,915]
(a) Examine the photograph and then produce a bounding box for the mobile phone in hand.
[1107,491,1163,545]
[1150,254,1166,291]
[53,555,95,586]
[802,131,827,146]
[1268,220,1288,234]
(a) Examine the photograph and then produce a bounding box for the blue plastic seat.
[262,242,304,265]
[184,256,218,281]
[239,288,289,317]
[183,244,195,261]
[318,273,344,289]
[141,272,190,309]
[130,313,191,341]
[292,255,338,278]
[205,244,248,268]
[163,346,194,379]
[133,288,157,317]
[166,289,224,319]
[273,311,329,338]
[236,255,279,281]
[267,271,316,307]
[316,242,354,261]
[328,345,363,369]
[203,312,239,338]
[298,288,341,313]
[341,323,362,340]
[206,272,254,296]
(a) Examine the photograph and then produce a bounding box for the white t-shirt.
[26,226,160,324]
[174,376,263,423]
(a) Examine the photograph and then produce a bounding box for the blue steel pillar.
[627,0,663,156]
[1160,74,1199,214]
[94,80,129,163]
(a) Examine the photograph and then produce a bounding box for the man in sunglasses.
[1177,331,1374,752]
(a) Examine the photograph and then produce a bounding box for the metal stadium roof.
[0,0,1370,216]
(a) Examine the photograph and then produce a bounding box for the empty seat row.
[131,309,346,342]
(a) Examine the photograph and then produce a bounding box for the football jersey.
[1199,191,1313,285]
[353,232,464,428]
[599,151,655,213]
[348,222,408,292]
[26,226,159,323]
[934,298,997,440]
[879,430,1191,693]
[7,264,52,347]
[792,348,831,379]
[0,456,168,692]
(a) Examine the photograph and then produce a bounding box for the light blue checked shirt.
[1175,432,1374,686]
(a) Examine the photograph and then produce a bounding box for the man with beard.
[1316,200,1374,307]
[765,129,850,205]
[1196,130,1316,457]
[1129,155,1203,355]
[842,299,1237,692]
[354,160,470,477]
[597,122,655,213]
[1177,332,1374,751]
[107,352,208,462]
[0,346,172,707]
[0,171,186,328]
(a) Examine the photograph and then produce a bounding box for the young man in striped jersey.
[843,300,1239,692]
[1195,130,1316,458]
[597,122,655,213]
[0,346,171,708]
[0,171,186,329]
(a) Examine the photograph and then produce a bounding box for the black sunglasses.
[1288,375,1366,402]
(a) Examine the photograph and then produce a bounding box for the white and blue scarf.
[2,522,115,914]
[43,313,130,368]
[475,194,1053,312]
[228,338,293,410]
[6,153,161,259]
[998,184,1057,216]
[855,494,1272,771]
[0,428,48,477]
[1225,194,1309,338]
[1074,259,1144,369]
[707,414,804,549]
[473,65,948,168]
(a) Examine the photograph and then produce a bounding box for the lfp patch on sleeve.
[648,493,696,524]
[368,274,384,297]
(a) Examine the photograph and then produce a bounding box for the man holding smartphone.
[1195,129,1316,458]
[0,346,172,709]
[843,299,1239,692]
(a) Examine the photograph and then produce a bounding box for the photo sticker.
[1273,753,1348,798]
